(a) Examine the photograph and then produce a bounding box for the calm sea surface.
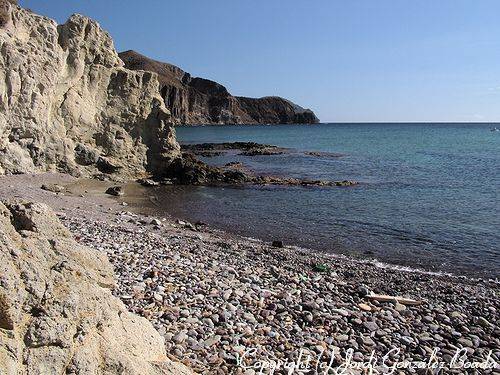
[155,123,499,278]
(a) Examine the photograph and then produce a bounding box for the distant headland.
[119,50,320,125]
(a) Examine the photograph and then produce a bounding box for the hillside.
[119,50,319,125]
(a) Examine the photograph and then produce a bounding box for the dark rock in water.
[41,184,65,193]
[165,153,251,185]
[192,151,224,157]
[224,161,243,168]
[222,170,250,183]
[137,178,160,187]
[272,240,284,248]
[181,142,280,153]
[166,154,215,185]
[305,151,346,158]
[105,186,124,196]
[239,148,285,156]
[334,180,357,187]
[253,176,358,187]
[119,50,320,125]
[165,151,357,188]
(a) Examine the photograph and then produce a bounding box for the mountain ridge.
[119,50,320,125]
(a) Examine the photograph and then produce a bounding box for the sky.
[21,0,500,123]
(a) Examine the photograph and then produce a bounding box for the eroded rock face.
[119,50,320,125]
[0,200,192,374]
[0,2,180,177]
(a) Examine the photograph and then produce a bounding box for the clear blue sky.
[21,0,500,122]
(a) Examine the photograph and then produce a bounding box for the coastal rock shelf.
[175,142,356,186]
[165,152,357,186]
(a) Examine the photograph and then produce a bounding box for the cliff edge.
[119,50,320,125]
[0,1,180,177]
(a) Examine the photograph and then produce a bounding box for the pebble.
[363,321,379,332]
[173,331,187,344]
[60,210,500,374]
[358,303,372,312]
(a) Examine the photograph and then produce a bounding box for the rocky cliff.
[0,200,192,374]
[0,1,180,178]
[119,50,320,125]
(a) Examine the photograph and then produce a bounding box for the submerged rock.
[0,200,192,374]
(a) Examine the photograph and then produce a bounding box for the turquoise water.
[163,123,499,278]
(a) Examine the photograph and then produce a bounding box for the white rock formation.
[0,200,192,374]
[0,1,180,178]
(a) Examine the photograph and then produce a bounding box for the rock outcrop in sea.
[0,200,192,374]
[119,50,320,125]
[0,1,180,177]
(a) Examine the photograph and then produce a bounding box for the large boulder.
[0,200,192,374]
[0,1,180,178]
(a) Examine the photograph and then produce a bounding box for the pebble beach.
[0,173,498,374]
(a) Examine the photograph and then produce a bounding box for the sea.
[153,123,499,279]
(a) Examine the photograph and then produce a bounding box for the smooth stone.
[363,321,379,332]
[358,303,372,312]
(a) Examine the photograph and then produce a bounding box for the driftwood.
[366,293,423,306]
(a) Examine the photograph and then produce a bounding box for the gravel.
[0,173,498,374]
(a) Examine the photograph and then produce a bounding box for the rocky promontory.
[119,50,320,125]
[0,1,347,188]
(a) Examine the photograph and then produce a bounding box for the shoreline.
[0,173,498,373]
[122,180,495,282]
[114,181,495,284]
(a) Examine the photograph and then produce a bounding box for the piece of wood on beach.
[366,293,424,306]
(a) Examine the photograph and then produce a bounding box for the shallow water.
[156,123,499,278]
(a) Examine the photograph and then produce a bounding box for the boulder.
[41,183,65,193]
[105,186,124,196]
[0,200,192,374]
